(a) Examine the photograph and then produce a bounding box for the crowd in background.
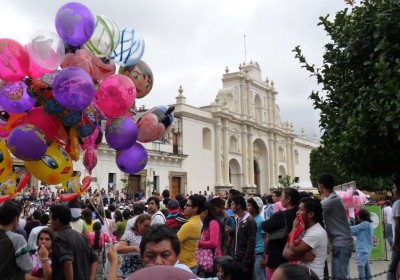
[1,173,390,280]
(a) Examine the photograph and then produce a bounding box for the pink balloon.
[0,39,30,82]
[97,74,136,118]
[83,147,97,175]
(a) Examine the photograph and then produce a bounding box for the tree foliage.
[294,0,400,178]
[309,148,392,191]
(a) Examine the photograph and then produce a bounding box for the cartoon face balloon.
[120,60,153,99]
[136,106,175,143]
[0,140,12,182]
[24,141,73,184]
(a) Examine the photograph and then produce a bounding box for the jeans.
[386,223,393,247]
[253,254,266,280]
[387,248,400,280]
[355,252,371,280]
[331,246,352,279]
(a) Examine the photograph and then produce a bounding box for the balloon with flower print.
[52,67,95,112]
[0,80,36,113]
[55,2,95,47]
[0,38,30,82]
[27,30,65,70]
[97,74,136,118]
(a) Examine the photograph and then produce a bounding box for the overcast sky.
[0,0,346,139]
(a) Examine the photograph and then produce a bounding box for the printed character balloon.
[111,28,145,67]
[52,66,95,111]
[24,141,73,184]
[60,172,91,201]
[55,2,95,47]
[116,142,148,174]
[0,140,12,182]
[0,38,30,82]
[0,172,30,203]
[136,106,175,143]
[7,124,49,161]
[97,74,136,118]
[105,116,138,150]
[61,49,116,82]
[27,30,65,70]
[84,14,120,57]
[0,80,36,113]
[120,60,153,99]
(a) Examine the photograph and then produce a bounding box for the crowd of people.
[0,173,391,280]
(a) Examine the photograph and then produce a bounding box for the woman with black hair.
[261,187,301,279]
[216,259,244,280]
[87,222,110,255]
[196,201,224,277]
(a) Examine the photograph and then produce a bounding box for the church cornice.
[174,110,216,124]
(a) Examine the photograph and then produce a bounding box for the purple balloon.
[7,124,48,161]
[105,117,138,150]
[55,2,95,47]
[53,67,95,111]
[116,142,147,174]
[0,81,36,113]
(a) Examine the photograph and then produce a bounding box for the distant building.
[20,61,319,198]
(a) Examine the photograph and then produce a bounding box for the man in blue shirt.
[247,196,267,280]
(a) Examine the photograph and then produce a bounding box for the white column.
[268,136,275,190]
[222,119,230,185]
[241,125,248,188]
[286,140,291,177]
[248,128,254,187]
[214,120,223,185]
[273,135,279,186]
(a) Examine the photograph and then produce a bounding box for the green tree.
[294,0,400,178]
[309,147,392,191]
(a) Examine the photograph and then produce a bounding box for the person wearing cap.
[350,208,374,280]
[166,200,187,233]
[247,196,267,280]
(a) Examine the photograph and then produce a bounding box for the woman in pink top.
[197,201,224,277]
[272,190,286,213]
[87,221,110,254]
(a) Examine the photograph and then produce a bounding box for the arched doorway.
[229,158,241,188]
[253,139,268,194]
[254,159,260,192]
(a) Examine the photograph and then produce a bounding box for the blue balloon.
[111,28,145,67]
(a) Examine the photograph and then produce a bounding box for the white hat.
[252,197,264,211]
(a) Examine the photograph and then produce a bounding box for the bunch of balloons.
[0,2,175,202]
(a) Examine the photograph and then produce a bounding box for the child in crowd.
[350,208,374,280]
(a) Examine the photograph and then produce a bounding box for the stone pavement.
[334,242,391,280]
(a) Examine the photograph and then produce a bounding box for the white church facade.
[22,61,319,198]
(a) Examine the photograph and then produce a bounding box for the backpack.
[0,229,18,280]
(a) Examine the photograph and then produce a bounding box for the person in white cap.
[247,196,267,280]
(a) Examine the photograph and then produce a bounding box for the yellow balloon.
[0,140,12,183]
[24,142,73,184]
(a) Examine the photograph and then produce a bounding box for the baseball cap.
[252,197,264,211]
[167,199,180,214]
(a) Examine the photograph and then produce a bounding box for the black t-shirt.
[52,225,98,280]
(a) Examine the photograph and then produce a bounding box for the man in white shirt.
[283,197,328,279]
[382,200,393,247]
[147,196,166,225]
